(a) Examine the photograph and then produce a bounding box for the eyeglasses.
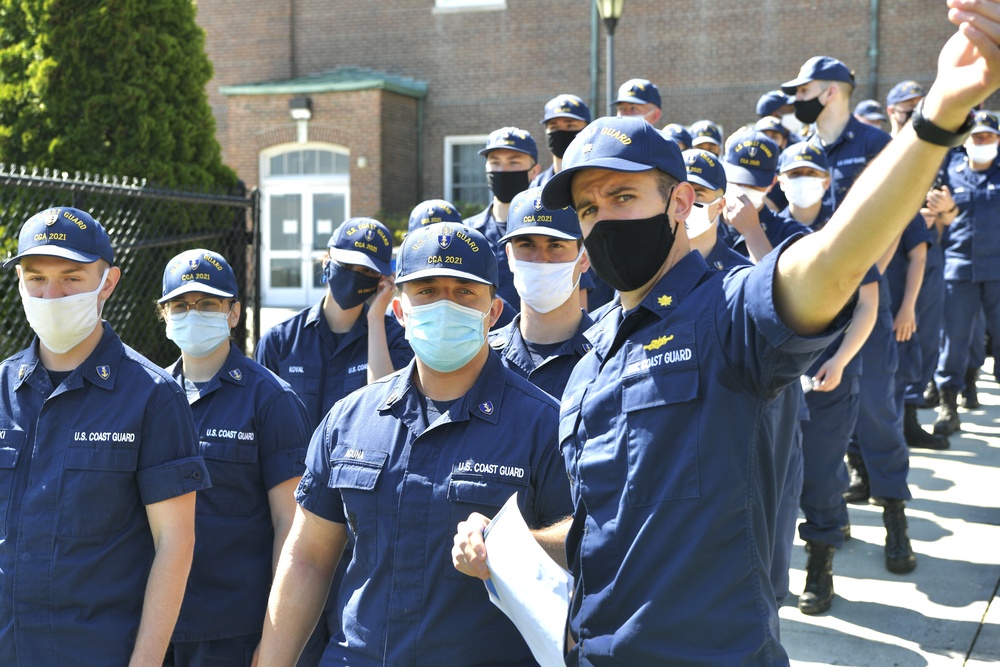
[162,297,231,316]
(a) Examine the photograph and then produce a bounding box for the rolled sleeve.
[137,455,210,505]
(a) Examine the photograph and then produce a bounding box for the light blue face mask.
[166,310,231,358]
[404,299,488,373]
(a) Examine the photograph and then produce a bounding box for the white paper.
[483,493,572,667]
[316,219,333,235]
[282,218,298,235]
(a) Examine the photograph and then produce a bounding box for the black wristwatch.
[910,100,975,147]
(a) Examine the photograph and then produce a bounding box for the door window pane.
[269,195,302,250]
[313,194,345,250]
[271,258,302,288]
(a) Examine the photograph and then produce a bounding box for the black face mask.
[324,261,379,309]
[487,170,531,204]
[547,130,581,159]
[794,94,826,125]
[583,204,676,293]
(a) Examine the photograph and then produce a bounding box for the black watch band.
[910,100,975,148]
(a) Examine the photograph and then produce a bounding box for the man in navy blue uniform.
[489,186,595,399]
[465,127,542,319]
[253,216,410,664]
[454,9,1000,659]
[782,56,892,212]
[157,249,310,666]
[0,207,210,666]
[255,217,411,429]
[935,109,1000,434]
[531,94,592,190]
[258,222,572,665]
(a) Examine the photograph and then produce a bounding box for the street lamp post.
[596,0,625,114]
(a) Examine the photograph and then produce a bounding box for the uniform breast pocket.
[60,444,140,536]
[328,450,387,567]
[284,366,322,417]
[198,440,260,516]
[0,432,25,537]
[622,366,702,507]
[446,471,528,579]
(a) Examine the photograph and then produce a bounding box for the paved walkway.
[780,361,1000,666]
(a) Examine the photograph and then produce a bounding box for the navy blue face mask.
[324,261,379,309]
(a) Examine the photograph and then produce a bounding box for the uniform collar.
[306,299,370,349]
[167,341,247,399]
[489,312,596,370]
[16,323,124,394]
[379,352,506,426]
[585,251,711,358]
[821,115,864,151]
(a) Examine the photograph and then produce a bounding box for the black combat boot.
[904,404,950,450]
[843,452,869,504]
[798,540,835,615]
[922,381,939,408]
[881,499,917,574]
[960,367,981,410]
[933,388,961,435]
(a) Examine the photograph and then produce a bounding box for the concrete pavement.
[780,361,1000,666]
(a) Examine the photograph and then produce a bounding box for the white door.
[260,146,351,308]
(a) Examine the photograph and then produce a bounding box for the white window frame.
[444,134,489,207]
[433,0,505,13]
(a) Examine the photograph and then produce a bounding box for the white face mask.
[19,267,109,354]
[510,247,583,314]
[966,141,998,165]
[781,113,805,135]
[166,310,232,358]
[726,184,767,210]
[685,198,721,238]
[782,176,827,209]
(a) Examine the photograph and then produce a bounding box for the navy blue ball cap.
[754,115,790,138]
[756,90,794,116]
[886,80,925,107]
[159,248,237,303]
[854,99,886,121]
[4,207,114,269]
[500,187,582,244]
[690,120,723,147]
[540,116,687,211]
[778,141,830,174]
[327,217,393,275]
[408,199,463,233]
[972,110,1000,135]
[660,123,693,148]
[478,127,538,161]
[542,94,591,124]
[781,56,854,94]
[396,222,498,287]
[723,131,780,188]
[683,149,726,192]
[614,78,662,109]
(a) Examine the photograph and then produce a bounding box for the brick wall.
[197,0,986,216]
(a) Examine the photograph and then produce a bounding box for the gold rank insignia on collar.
[478,401,494,415]
[657,294,673,307]
[643,334,674,351]
[18,364,27,380]
[229,369,242,381]
[96,365,111,380]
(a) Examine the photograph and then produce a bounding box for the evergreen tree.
[0,0,236,189]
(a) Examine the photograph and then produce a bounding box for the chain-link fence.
[0,165,258,367]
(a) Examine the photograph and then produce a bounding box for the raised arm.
[774,6,1000,334]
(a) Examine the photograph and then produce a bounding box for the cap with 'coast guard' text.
[395,222,498,287]
[159,249,238,303]
[4,207,115,268]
